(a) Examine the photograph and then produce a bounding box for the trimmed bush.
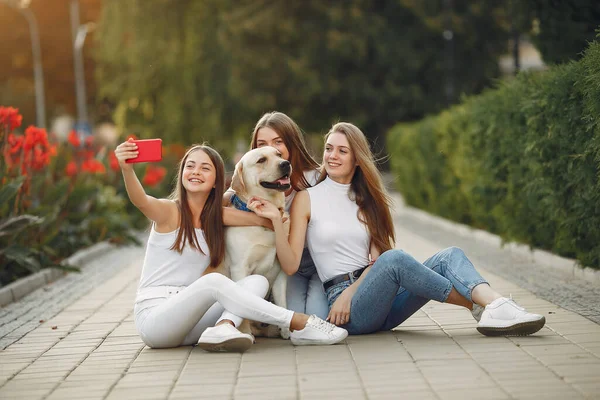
[388,40,600,269]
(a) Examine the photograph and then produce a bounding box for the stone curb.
[0,241,115,307]
[391,193,600,285]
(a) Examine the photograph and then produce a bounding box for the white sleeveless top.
[305,177,370,281]
[137,225,211,293]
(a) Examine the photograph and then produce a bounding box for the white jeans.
[134,274,294,348]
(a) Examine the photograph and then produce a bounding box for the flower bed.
[0,107,175,286]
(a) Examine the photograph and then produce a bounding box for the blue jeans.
[286,247,329,320]
[325,247,488,334]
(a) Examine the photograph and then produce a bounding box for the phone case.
[126,139,163,163]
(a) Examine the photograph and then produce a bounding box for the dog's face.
[231,147,292,205]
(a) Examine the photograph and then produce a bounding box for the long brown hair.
[169,144,225,268]
[251,111,320,191]
[321,122,395,253]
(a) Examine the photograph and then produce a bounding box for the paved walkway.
[1,199,599,399]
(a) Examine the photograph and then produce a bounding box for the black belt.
[323,267,367,291]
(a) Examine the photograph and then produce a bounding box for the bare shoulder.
[153,199,180,231]
[290,190,311,218]
[294,190,311,206]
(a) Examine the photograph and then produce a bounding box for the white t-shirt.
[137,225,210,293]
[305,177,371,281]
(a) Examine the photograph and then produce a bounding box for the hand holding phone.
[125,139,163,163]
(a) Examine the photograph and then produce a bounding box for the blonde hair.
[169,144,225,267]
[321,122,395,252]
[251,111,319,191]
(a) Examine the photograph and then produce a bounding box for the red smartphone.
[126,139,163,163]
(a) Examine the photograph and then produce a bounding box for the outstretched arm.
[115,139,175,225]
[248,191,310,275]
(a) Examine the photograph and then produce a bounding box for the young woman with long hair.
[248,122,546,336]
[224,111,329,320]
[115,139,347,351]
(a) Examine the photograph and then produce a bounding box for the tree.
[96,0,511,155]
[96,0,243,147]
[521,0,600,64]
[0,0,101,126]
[220,0,511,151]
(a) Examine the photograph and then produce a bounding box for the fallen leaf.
[51,326,57,330]
[39,320,45,323]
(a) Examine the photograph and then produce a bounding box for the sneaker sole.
[291,333,349,346]
[477,316,546,337]
[197,337,253,353]
[291,338,345,346]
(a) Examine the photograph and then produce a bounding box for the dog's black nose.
[280,160,291,173]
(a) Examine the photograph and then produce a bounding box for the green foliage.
[0,133,151,286]
[388,40,600,269]
[520,0,600,64]
[0,171,142,285]
[95,0,511,155]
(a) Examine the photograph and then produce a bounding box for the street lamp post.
[70,0,95,136]
[1,0,46,128]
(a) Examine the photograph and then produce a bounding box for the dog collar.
[230,194,252,212]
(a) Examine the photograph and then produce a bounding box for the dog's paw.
[279,327,291,340]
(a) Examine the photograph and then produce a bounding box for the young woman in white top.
[224,112,329,320]
[249,122,546,337]
[115,140,347,352]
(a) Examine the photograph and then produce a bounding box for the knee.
[375,249,414,274]
[200,272,231,289]
[445,246,466,259]
[242,274,270,296]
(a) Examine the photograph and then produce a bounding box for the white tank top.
[137,225,211,292]
[305,177,370,281]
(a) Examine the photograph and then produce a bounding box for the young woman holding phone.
[115,139,348,351]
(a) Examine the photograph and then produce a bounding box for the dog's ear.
[231,159,246,197]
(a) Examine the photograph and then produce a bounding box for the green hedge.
[387,40,600,269]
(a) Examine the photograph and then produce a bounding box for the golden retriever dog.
[216,147,291,338]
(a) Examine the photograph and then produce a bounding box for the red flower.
[0,106,23,131]
[30,144,56,171]
[68,130,81,147]
[142,165,167,187]
[5,126,55,175]
[7,133,24,154]
[109,151,120,171]
[81,159,106,174]
[84,136,94,147]
[23,126,49,151]
[65,161,78,177]
[4,150,21,171]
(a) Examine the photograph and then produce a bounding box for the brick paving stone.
[1,199,599,399]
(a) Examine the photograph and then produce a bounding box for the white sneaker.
[197,324,254,352]
[290,315,348,346]
[477,297,545,336]
[471,303,485,322]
